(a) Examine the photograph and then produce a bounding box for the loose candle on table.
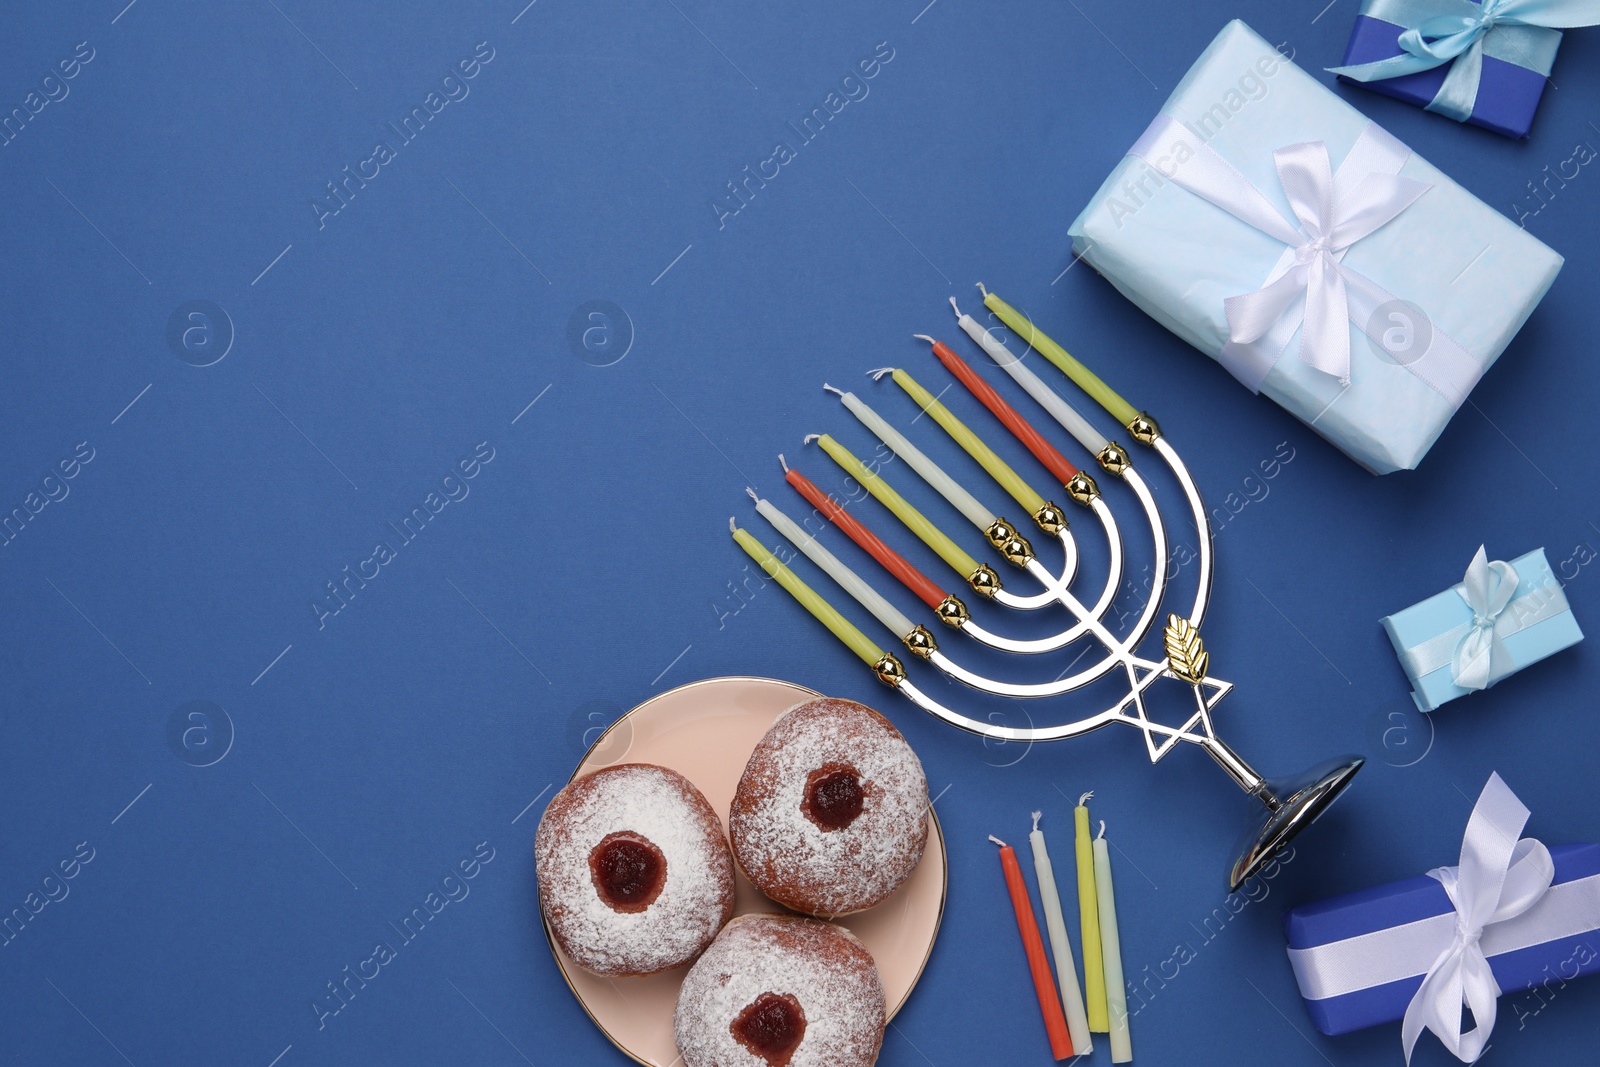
[878,368,1048,517]
[810,433,983,583]
[950,298,1111,457]
[991,835,1075,1061]
[1094,820,1133,1064]
[747,489,916,641]
[781,456,949,611]
[1029,811,1093,1056]
[729,520,883,667]
[1075,791,1109,1031]
[825,384,998,532]
[980,284,1141,429]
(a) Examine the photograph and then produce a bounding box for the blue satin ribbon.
[1328,0,1599,122]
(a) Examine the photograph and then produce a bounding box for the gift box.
[1067,20,1563,474]
[1330,0,1597,139]
[1284,774,1600,1060]
[1381,546,1582,711]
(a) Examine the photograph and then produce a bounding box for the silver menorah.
[735,296,1364,891]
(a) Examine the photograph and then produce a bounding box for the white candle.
[1029,811,1093,1056]
[825,385,998,532]
[953,305,1111,456]
[1093,821,1133,1063]
[751,492,916,639]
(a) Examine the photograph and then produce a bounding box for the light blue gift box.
[1068,21,1562,474]
[1381,548,1583,711]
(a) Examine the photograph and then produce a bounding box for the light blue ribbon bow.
[1395,545,1572,698]
[1329,0,1600,122]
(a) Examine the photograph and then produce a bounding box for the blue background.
[3,2,1597,1065]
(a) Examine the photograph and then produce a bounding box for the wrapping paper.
[1068,20,1563,473]
[1285,843,1600,1037]
[1381,547,1582,711]
[1337,1,1561,138]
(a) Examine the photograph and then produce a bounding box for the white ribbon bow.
[1451,546,1519,690]
[1128,117,1484,404]
[1220,138,1430,386]
[1402,772,1554,1064]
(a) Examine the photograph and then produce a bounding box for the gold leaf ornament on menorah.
[1163,614,1210,685]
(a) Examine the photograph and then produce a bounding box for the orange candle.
[991,835,1075,1060]
[921,334,1081,485]
[783,459,947,610]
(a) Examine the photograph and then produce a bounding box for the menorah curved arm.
[897,674,1128,740]
[1151,435,1213,628]
[889,666,1232,754]
[960,439,1208,694]
[927,570,1162,700]
[1116,465,1171,638]
[966,472,1166,668]
[922,647,1133,698]
[963,514,1122,657]
[985,526,1084,612]
[918,545,1173,699]
[987,498,1117,613]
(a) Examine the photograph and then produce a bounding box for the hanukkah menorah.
[730,286,1363,891]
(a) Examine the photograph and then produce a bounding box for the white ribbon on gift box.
[1285,773,1600,1063]
[1128,116,1484,405]
[1398,546,1569,692]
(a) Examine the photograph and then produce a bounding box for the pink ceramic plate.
[541,675,947,1066]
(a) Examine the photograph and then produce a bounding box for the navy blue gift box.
[1331,0,1600,138]
[1284,842,1600,1035]
[1339,13,1547,137]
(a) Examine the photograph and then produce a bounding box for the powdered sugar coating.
[537,763,736,977]
[730,698,929,917]
[674,914,886,1067]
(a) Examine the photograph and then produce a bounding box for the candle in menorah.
[730,287,1363,891]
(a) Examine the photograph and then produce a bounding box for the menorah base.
[1227,754,1365,892]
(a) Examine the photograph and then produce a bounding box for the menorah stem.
[1199,736,1272,805]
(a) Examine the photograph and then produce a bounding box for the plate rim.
[538,674,949,1067]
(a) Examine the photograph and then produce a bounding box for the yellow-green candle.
[813,434,980,581]
[982,288,1141,429]
[731,522,883,667]
[1075,791,1109,1032]
[1094,821,1133,1063]
[888,369,1047,516]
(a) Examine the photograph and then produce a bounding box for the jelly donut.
[730,698,928,917]
[674,914,886,1067]
[536,763,736,977]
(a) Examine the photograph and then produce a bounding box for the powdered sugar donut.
[730,697,928,917]
[674,914,886,1067]
[536,763,736,977]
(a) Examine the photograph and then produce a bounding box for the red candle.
[992,835,1075,1061]
[922,336,1080,487]
[782,460,947,610]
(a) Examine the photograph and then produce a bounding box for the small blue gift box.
[1381,546,1582,712]
[1284,841,1600,1036]
[1333,0,1569,138]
